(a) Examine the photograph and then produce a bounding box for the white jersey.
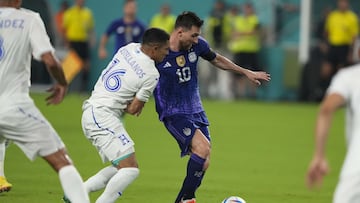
[86,43,159,116]
[0,8,54,102]
[327,65,360,177]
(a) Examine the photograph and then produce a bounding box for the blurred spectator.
[98,0,146,59]
[201,0,234,99]
[206,0,228,48]
[228,3,261,99]
[299,7,332,102]
[274,1,298,42]
[63,0,95,92]
[54,1,69,47]
[22,0,55,85]
[149,3,176,34]
[319,0,358,99]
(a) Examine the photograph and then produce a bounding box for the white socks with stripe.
[95,167,139,203]
[84,165,118,193]
[59,165,89,203]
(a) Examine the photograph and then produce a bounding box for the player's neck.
[169,35,180,52]
[124,15,135,24]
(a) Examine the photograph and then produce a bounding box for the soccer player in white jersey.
[306,64,360,203]
[0,0,89,202]
[79,28,169,203]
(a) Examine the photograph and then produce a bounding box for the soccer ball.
[221,196,246,203]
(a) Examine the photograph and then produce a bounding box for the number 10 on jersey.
[176,67,191,83]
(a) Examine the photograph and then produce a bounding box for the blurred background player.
[63,0,95,92]
[153,11,270,203]
[202,0,233,99]
[0,0,89,202]
[77,28,169,203]
[228,2,262,99]
[98,0,146,59]
[149,3,176,34]
[319,0,358,99]
[307,63,360,203]
[54,0,69,47]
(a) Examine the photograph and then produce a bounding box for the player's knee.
[43,149,73,172]
[204,157,210,170]
[192,142,211,159]
[114,153,139,169]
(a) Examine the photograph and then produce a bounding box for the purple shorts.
[163,112,210,157]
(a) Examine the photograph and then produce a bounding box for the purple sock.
[175,154,205,203]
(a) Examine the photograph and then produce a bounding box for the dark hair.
[123,0,135,5]
[175,11,204,30]
[142,28,170,45]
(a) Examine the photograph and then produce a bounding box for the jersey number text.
[176,67,191,83]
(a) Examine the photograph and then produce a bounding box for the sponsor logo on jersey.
[183,128,192,136]
[176,55,186,67]
[188,52,197,63]
[163,61,172,68]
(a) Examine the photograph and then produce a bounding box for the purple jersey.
[154,37,216,121]
[105,18,146,53]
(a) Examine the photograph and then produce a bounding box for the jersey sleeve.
[198,37,216,61]
[30,13,54,60]
[327,70,351,101]
[135,73,159,102]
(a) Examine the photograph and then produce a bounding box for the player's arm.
[41,52,68,105]
[126,75,159,116]
[98,34,109,59]
[209,53,270,85]
[125,97,145,116]
[306,93,345,188]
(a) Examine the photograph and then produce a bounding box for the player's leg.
[95,151,139,203]
[84,165,117,193]
[1,103,89,202]
[176,128,210,203]
[82,104,139,203]
[0,139,12,193]
[43,149,89,203]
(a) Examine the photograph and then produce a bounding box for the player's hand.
[98,47,107,59]
[46,83,67,105]
[306,156,329,189]
[245,70,271,85]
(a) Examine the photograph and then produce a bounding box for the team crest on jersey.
[176,55,186,67]
[183,128,192,136]
[188,52,197,63]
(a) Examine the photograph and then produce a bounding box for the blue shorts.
[163,112,210,157]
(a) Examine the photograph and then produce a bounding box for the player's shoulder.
[333,64,360,83]
[17,8,38,17]
[193,36,210,49]
[11,8,40,22]
[198,36,209,44]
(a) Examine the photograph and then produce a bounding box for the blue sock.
[175,154,205,203]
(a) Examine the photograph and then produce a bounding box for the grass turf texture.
[1,93,345,203]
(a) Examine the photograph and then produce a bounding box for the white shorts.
[0,101,65,161]
[334,174,360,203]
[82,103,135,165]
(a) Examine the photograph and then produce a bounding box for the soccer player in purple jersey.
[153,11,271,203]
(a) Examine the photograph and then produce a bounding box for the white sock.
[84,165,117,193]
[0,141,5,177]
[95,167,139,203]
[59,165,90,203]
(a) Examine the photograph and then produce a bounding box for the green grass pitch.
[1,93,345,203]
